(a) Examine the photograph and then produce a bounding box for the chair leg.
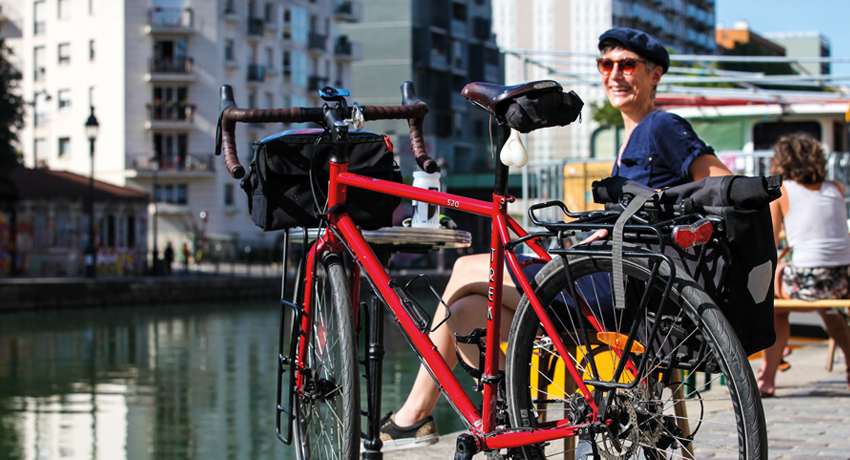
[827,338,836,372]
[673,373,695,460]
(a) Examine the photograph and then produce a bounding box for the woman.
[375,27,731,452]
[761,132,850,396]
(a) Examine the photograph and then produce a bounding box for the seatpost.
[494,122,512,197]
[325,104,349,164]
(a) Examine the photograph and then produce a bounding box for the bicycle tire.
[506,241,766,460]
[293,252,361,460]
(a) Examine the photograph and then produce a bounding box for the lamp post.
[84,106,99,278]
[150,157,160,275]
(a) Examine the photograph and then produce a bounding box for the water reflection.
[0,300,471,460]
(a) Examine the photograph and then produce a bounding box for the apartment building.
[493,0,716,161]
[763,31,831,77]
[339,0,502,200]
[3,0,360,262]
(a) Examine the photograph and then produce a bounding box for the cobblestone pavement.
[383,338,850,460]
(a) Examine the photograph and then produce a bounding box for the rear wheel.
[293,253,360,460]
[506,241,766,460]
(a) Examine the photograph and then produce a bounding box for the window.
[286,6,307,43]
[265,92,274,109]
[34,47,46,80]
[58,0,71,19]
[265,47,274,67]
[58,89,71,110]
[225,40,235,61]
[291,50,307,87]
[34,92,48,127]
[34,1,46,35]
[89,40,95,61]
[224,183,235,206]
[34,138,46,165]
[127,216,136,248]
[283,50,291,79]
[248,91,256,109]
[224,0,235,13]
[176,184,187,204]
[154,183,188,204]
[264,3,273,22]
[153,133,188,170]
[58,137,71,157]
[58,43,71,64]
[89,0,95,15]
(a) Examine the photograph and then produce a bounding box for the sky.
[716,0,850,78]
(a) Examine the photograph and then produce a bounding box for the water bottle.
[411,170,441,228]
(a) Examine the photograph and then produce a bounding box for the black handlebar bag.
[242,129,401,231]
[593,174,782,355]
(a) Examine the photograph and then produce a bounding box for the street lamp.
[84,106,99,278]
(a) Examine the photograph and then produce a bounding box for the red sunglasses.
[596,57,646,75]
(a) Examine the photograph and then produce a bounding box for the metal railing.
[149,104,195,123]
[308,32,327,51]
[149,57,194,74]
[248,18,264,36]
[126,153,215,173]
[148,8,193,28]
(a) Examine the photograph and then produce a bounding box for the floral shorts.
[781,263,850,302]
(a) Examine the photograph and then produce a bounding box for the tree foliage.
[0,39,25,184]
[590,99,624,128]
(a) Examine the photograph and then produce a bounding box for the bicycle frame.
[296,161,604,451]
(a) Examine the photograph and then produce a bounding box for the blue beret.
[598,27,669,74]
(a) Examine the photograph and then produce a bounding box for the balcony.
[308,32,327,52]
[248,18,264,36]
[34,21,46,35]
[450,19,467,37]
[334,1,362,22]
[247,63,266,82]
[145,103,195,130]
[308,75,328,92]
[34,67,46,82]
[126,152,216,175]
[34,113,47,128]
[146,8,194,35]
[334,36,362,60]
[146,57,196,82]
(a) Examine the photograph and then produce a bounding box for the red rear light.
[673,218,713,249]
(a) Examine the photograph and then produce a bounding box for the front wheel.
[506,241,766,460]
[293,252,360,460]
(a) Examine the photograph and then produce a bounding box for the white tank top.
[784,180,850,268]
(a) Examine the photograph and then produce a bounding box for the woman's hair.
[770,132,826,184]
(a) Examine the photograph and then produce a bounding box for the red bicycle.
[216,81,767,460]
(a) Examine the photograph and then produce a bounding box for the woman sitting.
[763,132,850,396]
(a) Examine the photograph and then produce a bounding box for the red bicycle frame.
[296,160,603,451]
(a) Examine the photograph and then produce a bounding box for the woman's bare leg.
[759,311,791,395]
[393,254,522,427]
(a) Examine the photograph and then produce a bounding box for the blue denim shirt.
[611,110,715,189]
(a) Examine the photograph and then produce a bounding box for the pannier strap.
[611,188,658,310]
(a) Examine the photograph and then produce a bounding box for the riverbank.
[0,275,284,311]
[0,269,452,312]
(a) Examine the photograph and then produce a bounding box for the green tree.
[0,39,25,184]
[590,99,624,128]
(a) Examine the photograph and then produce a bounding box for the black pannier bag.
[242,129,401,231]
[593,174,782,355]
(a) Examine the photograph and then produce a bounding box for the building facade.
[339,0,502,199]
[492,0,716,161]
[763,31,830,76]
[3,0,360,264]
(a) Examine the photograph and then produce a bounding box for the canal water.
[0,298,476,460]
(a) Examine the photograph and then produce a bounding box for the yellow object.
[596,332,645,354]
[562,161,614,217]
[502,341,636,400]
